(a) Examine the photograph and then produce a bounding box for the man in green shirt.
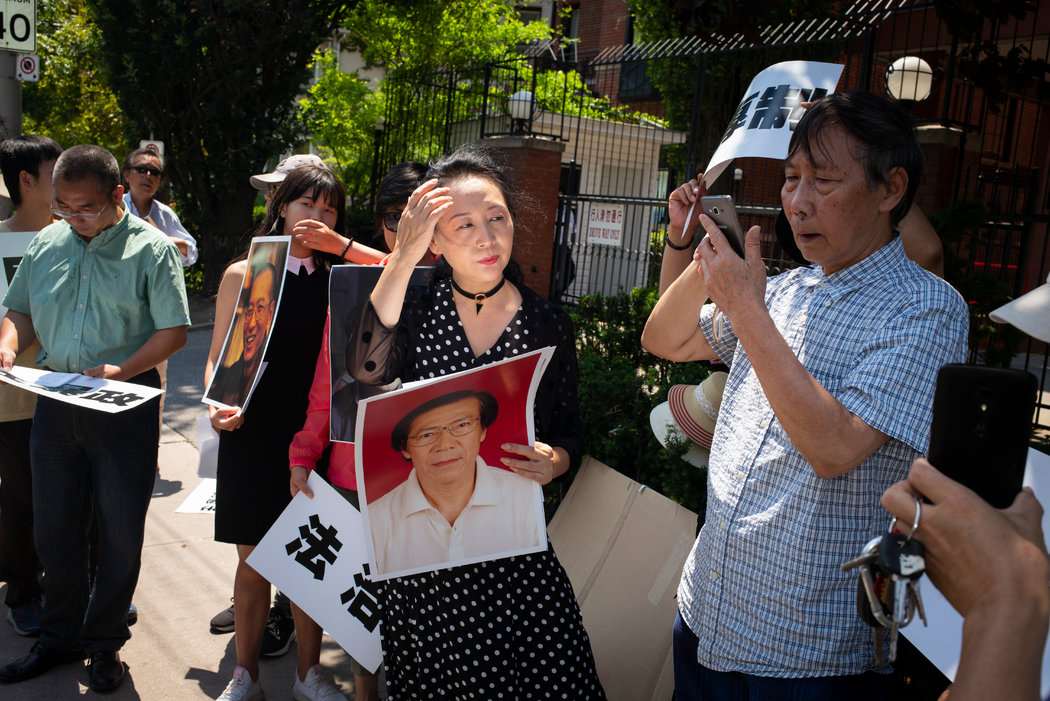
[0,145,190,692]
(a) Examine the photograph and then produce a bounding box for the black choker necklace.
[450,277,506,314]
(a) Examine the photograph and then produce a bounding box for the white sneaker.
[291,664,348,701]
[218,666,263,701]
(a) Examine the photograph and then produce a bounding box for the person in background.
[122,144,197,266]
[209,154,384,651]
[0,144,189,692]
[207,164,382,701]
[0,135,62,638]
[288,160,427,701]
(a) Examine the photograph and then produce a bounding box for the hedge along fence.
[558,286,712,517]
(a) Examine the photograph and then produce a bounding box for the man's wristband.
[665,232,694,250]
[339,237,354,259]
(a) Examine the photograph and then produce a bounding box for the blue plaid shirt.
[678,236,968,677]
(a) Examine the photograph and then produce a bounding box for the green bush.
[569,286,712,513]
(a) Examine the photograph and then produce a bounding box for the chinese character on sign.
[340,564,381,632]
[720,85,831,143]
[285,514,343,581]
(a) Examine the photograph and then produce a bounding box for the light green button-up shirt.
[3,209,190,373]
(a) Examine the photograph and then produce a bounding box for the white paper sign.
[903,447,1050,697]
[586,203,625,247]
[703,61,844,189]
[176,478,217,514]
[1,230,37,316]
[247,472,383,673]
[0,365,164,413]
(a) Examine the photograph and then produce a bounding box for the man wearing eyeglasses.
[366,389,545,576]
[0,145,189,692]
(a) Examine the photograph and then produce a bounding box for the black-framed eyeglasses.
[406,416,480,448]
[49,196,111,221]
[382,211,401,233]
[132,165,162,178]
[244,301,273,323]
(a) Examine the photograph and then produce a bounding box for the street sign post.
[0,0,36,53]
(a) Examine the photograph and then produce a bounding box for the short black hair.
[0,135,63,207]
[391,390,499,453]
[53,145,121,196]
[373,161,428,235]
[788,91,922,226]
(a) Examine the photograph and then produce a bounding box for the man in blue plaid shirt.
[643,91,968,699]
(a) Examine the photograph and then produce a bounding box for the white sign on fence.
[586,203,625,247]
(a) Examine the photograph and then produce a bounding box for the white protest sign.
[703,61,844,189]
[1,230,36,316]
[247,472,383,673]
[585,203,625,247]
[903,447,1050,697]
[176,478,217,514]
[0,365,164,412]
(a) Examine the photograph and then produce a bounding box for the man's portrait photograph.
[355,351,552,579]
[203,236,290,410]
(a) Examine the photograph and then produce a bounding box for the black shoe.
[210,598,235,634]
[0,641,87,683]
[87,650,125,692]
[259,604,296,657]
[127,603,138,626]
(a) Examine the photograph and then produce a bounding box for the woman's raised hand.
[394,179,453,263]
[291,218,344,256]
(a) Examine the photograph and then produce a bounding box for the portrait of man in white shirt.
[365,389,546,578]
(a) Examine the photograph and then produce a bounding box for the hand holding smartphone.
[699,195,746,258]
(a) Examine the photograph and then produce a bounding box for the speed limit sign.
[16,53,38,82]
[0,0,36,52]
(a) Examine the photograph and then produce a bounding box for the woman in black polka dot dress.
[348,145,605,699]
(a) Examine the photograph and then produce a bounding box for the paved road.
[164,322,212,447]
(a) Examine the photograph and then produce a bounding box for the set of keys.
[841,498,928,665]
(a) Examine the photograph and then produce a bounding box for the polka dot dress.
[378,279,604,699]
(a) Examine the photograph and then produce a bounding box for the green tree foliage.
[85,0,347,293]
[570,286,710,512]
[343,0,550,71]
[297,50,378,211]
[21,0,125,152]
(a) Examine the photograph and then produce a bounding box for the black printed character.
[340,564,381,632]
[720,91,759,143]
[285,514,343,580]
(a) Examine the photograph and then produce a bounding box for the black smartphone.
[927,364,1037,508]
[699,195,746,258]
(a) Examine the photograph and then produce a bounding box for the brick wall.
[484,136,566,298]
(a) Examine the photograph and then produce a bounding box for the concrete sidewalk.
[0,423,362,700]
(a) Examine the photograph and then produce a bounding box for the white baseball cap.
[990,272,1050,343]
[250,154,327,190]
